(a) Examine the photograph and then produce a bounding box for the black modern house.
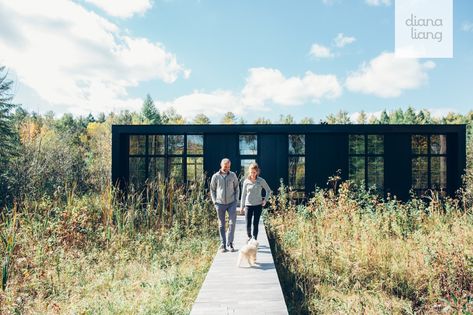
[112,124,466,200]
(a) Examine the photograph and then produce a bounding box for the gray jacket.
[240,177,272,209]
[210,170,240,205]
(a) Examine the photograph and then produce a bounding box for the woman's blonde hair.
[247,162,260,179]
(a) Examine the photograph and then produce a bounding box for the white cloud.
[346,52,435,98]
[334,33,356,48]
[309,44,334,58]
[242,67,342,107]
[365,0,391,6]
[84,0,152,18]
[156,90,245,120]
[158,67,343,119]
[462,21,473,32]
[0,0,189,116]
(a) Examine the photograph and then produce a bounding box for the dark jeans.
[245,204,263,240]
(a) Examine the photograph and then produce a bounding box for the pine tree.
[0,66,18,205]
[221,112,237,124]
[193,114,211,124]
[379,110,390,124]
[141,94,161,124]
[356,111,367,124]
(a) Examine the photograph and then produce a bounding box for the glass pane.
[430,135,447,155]
[349,135,365,155]
[187,157,204,183]
[368,135,384,155]
[187,135,204,155]
[431,156,447,189]
[289,134,305,155]
[289,156,305,190]
[149,157,165,182]
[129,135,146,155]
[368,157,384,190]
[148,135,165,155]
[412,157,428,189]
[168,135,184,155]
[129,157,146,189]
[349,156,365,184]
[168,157,183,183]
[239,135,257,155]
[240,159,256,179]
[412,135,428,154]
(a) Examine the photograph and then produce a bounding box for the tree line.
[1,65,472,208]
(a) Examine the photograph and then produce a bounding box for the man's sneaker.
[228,242,235,252]
[219,244,228,253]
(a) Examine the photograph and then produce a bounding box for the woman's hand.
[262,199,266,207]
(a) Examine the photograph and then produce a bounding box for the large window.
[288,135,305,196]
[239,135,258,178]
[349,134,384,192]
[128,134,204,188]
[411,134,447,192]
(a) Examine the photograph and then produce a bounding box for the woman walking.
[240,162,272,242]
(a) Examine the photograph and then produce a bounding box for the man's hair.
[221,158,231,165]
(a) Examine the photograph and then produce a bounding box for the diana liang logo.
[395,0,452,58]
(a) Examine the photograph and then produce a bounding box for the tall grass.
[0,177,218,314]
[266,181,473,314]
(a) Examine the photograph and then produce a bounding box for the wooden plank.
[191,215,288,315]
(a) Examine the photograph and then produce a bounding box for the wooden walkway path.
[190,215,288,315]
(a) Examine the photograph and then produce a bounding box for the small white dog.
[237,238,259,267]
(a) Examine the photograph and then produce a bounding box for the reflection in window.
[129,135,146,155]
[411,134,447,192]
[241,159,256,179]
[289,157,305,190]
[368,135,384,154]
[129,157,146,189]
[368,157,384,190]
[168,157,183,183]
[348,134,384,191]
[349,135,365,155]
[412,135,428,154]
[239,135,257,155]
[187,135,204,155]
[187,157,204,183]
[412,157,428,189]
[289,135,305,155]
[430,135,447,154]
[148,135,165,155]
[148,157,165,181]
[168,135,184,155]
[349,156,365,184]
[431,156,447,189]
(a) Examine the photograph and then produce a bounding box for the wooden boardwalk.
[190,215,288,315]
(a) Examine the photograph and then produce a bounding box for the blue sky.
[0,0,472,122]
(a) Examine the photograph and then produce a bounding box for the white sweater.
[240,177,272,208]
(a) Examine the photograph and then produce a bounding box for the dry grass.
[266,182,473,314]
[0,179,219,314]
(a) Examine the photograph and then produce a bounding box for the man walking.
[210,158,240,252]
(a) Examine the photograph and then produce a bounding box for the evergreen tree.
[0,66,18,205]
[141,94,161,124]
[193,113,211,124]
[379,110,390,124]
[356,111,367,124]
[221,112,237,124]
[404,106,417,124]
